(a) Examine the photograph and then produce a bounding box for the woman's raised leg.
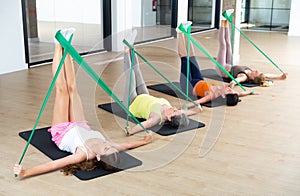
[63,53,86,122]
[216,20,232,77]
[178,32,196,58]
[224,20,232,65]
[178,33,187,58]
[51,44,69,126]
[132,53,149,95]
[216,20,227,68]
[123,50,138,107]
[179,32,202,90]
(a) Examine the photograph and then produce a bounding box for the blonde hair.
[253,73,269,87]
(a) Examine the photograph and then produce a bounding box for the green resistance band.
[15,34,74,177]
[123,39,201,108]
[125,48,136,135]
[222,12,285,74]
[186,25,191,105]
[177,23,192,104]
[178,25,247,92]
[55,31,148,134]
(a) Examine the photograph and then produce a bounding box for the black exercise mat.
[98,102,205,136]
[148,82,227,107]
[19,128,142,181]
[202,68,259,87]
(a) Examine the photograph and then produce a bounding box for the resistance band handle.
[55,32,148,134]
[223,13,285,74]
[123,39,201,108]
[178,26,247,92]
[15,32,73,178]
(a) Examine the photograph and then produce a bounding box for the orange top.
[193,81,216,97]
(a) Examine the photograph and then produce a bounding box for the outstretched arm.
[264,73,288,80]
[117,132,153,150]
[182,106,203,116]
[237,90,259,97]
[193,95,212,106]
[185,90,219,108]
[229,74,248,88]
[126,113,160,136]
[14,150,86,179]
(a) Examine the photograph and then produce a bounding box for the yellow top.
[129,94,171,122]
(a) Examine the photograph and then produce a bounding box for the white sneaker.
[54,29,64,43]
[54,28,75,43]
[226,9,234,16]
[63,28,75,41]
[177,21,193,33]
[182,21,192,32]
[222,9,234,20]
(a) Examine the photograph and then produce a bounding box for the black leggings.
[180,56,204,94]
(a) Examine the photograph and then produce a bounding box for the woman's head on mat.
[218,86,239,106]
[165,107,190,127]
[171,113,189,128]
[248,71,271,87]
[253,73,269,86]
[249,69,263,80]
[99,151,120,171]
[225,93,239,106]
[94,141,121,171]
[60,152,120,176]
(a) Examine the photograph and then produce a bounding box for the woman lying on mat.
[123,32,202,136]
[177,22,258,108]
[216,13,287,88]
[13,28,152,179]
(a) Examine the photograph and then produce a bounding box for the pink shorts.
[48,121,91,147]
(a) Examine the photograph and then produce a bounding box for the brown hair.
[99,152,120,171]
[60,152,120,176]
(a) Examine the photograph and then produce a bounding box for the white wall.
[177,0,188,26]
[0,0,27,74]
[132,0,142,27]
[288,0,300,36]
[111,0,133,51]
[36,0,101,24]
[232,0,241,65]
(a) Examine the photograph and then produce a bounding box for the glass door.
[188,0,217,32]
[241,0,291,32]
[133,0,174,44]
[23,0,104,66]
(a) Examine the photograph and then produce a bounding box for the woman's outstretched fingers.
[281,73,288,79]
[144,132,153,144]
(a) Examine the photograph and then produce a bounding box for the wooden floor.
[1,30,300,195]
